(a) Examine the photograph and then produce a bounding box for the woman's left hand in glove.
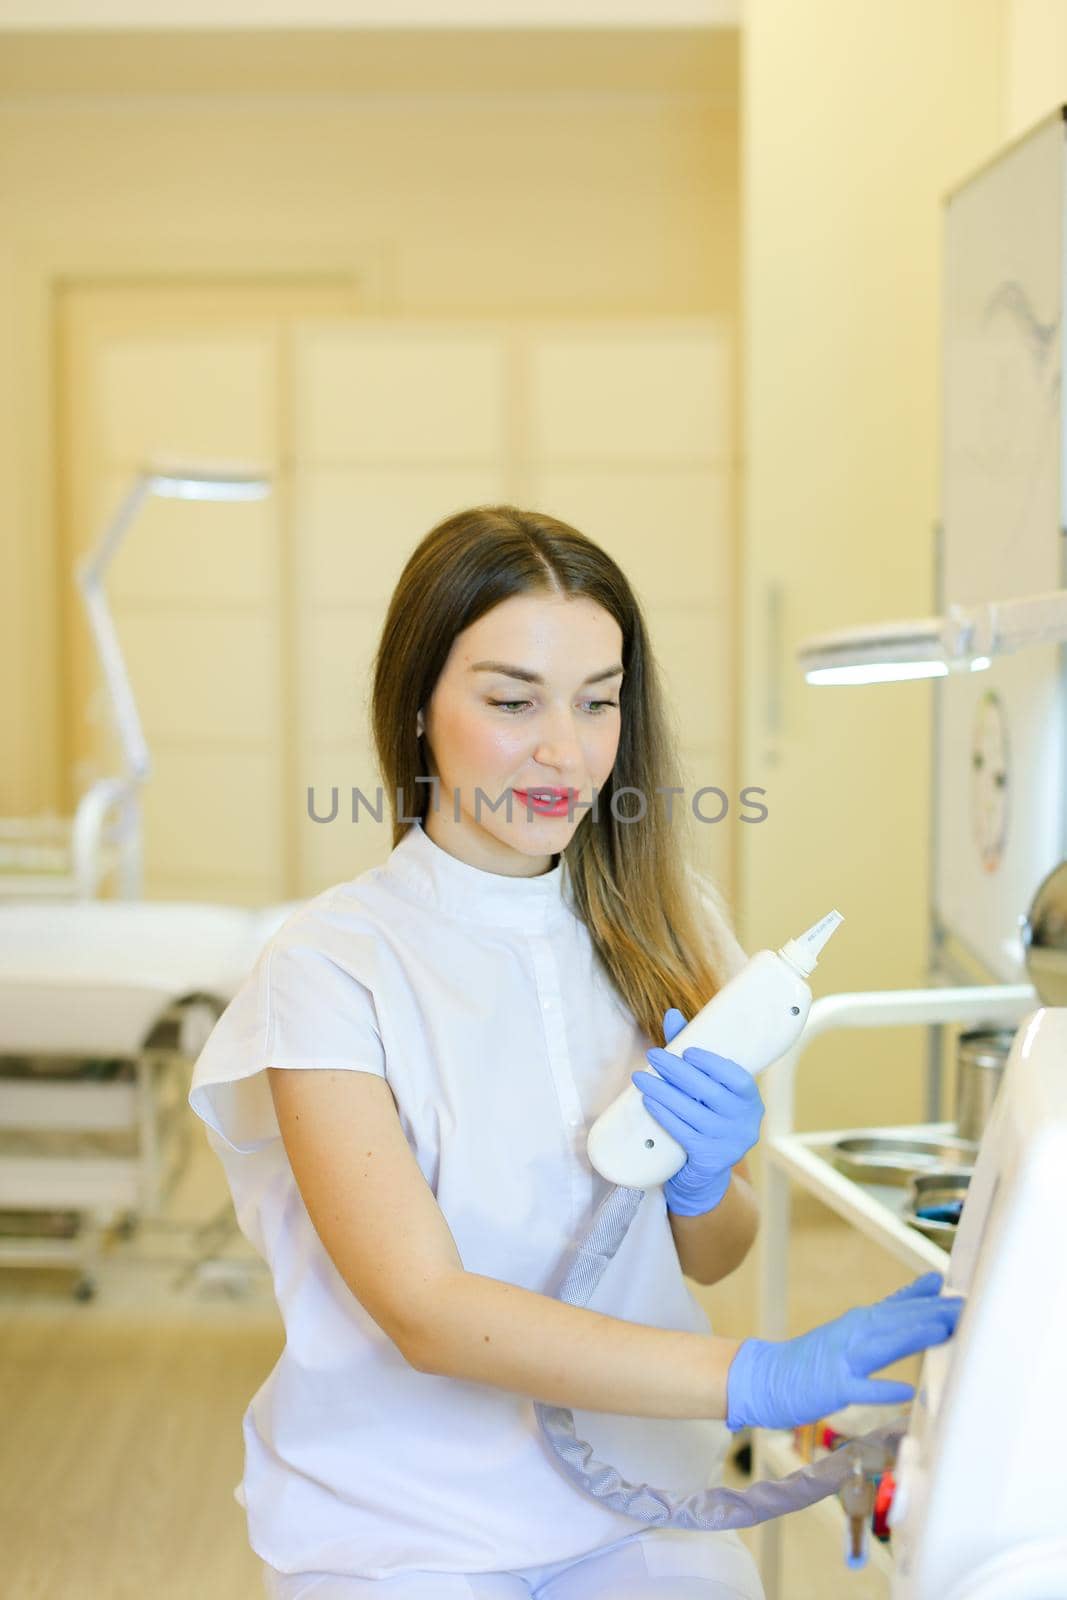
[631,1007,764,1216]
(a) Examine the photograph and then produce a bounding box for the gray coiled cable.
[533,1184,901,1529]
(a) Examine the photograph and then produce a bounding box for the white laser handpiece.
[586,908,844,1187]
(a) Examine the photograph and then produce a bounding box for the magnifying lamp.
[76,462,272,782]
[67,461,271,897]
[797,590,1067,685]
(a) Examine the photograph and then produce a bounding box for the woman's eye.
[486,699,618,715]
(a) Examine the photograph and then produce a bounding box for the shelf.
[0,1154,141,1211]
[764,1121,953,1274]
[754,985,1032,1599]
[0,1233,95,1270]
[0,1078,140,1132]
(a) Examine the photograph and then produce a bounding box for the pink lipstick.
[513,788,576,817]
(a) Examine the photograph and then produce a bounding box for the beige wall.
[1003,0,1067,136]
[10,4,1066,1120]
[0,38,739,834]
[739,0,1064,1132]
[741,2,1007,1130]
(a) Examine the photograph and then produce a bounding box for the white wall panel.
[527,465,732,609]
[529,329,732,461]
[98,336,275,465]
[295,465,507,608]
[295,327,508,462]
[140,745,283,902]
[299,606,379,748]
[299,740,393,887]
[115,612,280,745]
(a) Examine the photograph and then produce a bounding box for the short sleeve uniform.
[188,820,747,1580]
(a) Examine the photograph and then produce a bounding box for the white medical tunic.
[188,819,749,1580]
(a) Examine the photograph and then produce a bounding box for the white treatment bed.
[0,898,298,1296]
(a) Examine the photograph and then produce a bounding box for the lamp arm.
[79,473,153,587]
[71,775,143,899]
[75,473,154,780]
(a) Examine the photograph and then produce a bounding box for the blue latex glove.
[725,1272,965,1432]
[631,1007,764,1216]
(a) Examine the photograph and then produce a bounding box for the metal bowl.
[830,1135,978,1187]
[904,1169,972,1244]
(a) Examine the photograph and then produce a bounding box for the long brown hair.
[370,505,742,1044]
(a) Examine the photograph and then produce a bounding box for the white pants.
[260,1527,765,1599]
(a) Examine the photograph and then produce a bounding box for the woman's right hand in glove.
[725,1272,964,1432]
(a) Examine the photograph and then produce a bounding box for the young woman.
[189,505,961,1600]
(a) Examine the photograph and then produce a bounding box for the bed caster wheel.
[73,1276,96,1302]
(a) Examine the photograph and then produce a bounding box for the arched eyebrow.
[469,661,624,686]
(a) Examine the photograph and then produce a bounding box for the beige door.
[58,280,358,905]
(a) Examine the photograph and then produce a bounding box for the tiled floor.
[1,1130,918,1598]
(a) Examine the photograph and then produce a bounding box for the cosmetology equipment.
[748,865,1058,1591]
[0,897,297,1295]
[531,909,905,1533]
[888,1002,1067,1599]
[952,1029,1013,1141]
[586,909,844,1186]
